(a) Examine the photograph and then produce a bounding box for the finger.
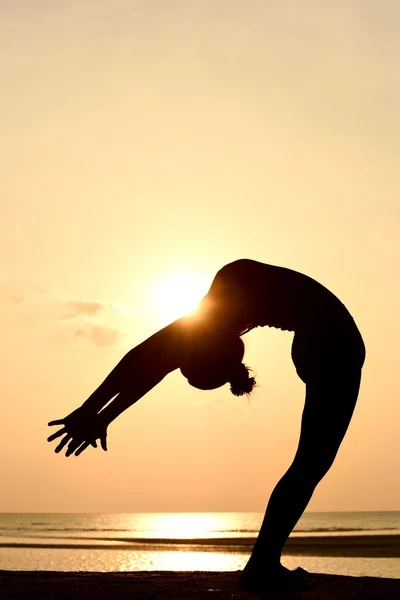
[48,419,65,426]
[55,434,71,454]
[75,441,90,457]
[100,435,107,451]
[47,428,67,442]
[65,438,83,457]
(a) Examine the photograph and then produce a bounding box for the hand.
[48,407,108,457]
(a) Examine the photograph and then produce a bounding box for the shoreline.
[1,570,400,599]
[2,533,400,557]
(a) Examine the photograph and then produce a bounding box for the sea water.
[0,512,399,578]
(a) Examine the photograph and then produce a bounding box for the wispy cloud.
[64,300,136,347]
[61,301,104,319]
[74,325,124,348]
[0,278,139,348]
[0,281,46,304]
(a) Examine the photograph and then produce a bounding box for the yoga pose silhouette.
[48,259,365,592]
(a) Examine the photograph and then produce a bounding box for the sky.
[1,0,399,513]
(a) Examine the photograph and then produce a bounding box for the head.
[180,327,256,396]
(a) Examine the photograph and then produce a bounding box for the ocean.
[1,512,399,578]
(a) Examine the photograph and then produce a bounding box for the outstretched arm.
[48,319,183,455]
[82,319,182,413]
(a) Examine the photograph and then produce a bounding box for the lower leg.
[240,463,321,593]
[250,464,318,565]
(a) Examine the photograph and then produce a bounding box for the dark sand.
[1,571,400,600]
[4,534,400,557]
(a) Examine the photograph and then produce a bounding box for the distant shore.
[2,533,400,557]
[1,570,400,600]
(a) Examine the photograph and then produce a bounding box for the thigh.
[293,369,362,473]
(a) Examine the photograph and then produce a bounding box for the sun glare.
[152,272,211,323]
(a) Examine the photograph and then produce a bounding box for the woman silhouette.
[48,259,365,592]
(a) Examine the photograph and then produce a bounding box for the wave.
[296,526,399,533]
[2,526,399,536]
[212,526,400,534]
[0,527,137,533]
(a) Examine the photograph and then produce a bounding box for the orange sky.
[1,1,400,513]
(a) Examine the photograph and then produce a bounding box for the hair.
[228,362,256,397]
[179,328,256,397]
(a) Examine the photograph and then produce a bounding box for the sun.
[152,272,211,323]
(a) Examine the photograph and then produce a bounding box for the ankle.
[246,553,282,569]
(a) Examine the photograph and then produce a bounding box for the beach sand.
[1,570,400,600]
[3,533,400,557]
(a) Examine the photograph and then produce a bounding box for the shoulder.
[208,259,269,309]
[214,260,280,291]
[215,259,264,280]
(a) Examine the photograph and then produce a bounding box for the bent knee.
[290,451,338,486]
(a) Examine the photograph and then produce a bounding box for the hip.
[291,316,366,384]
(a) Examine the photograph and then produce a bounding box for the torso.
[207,259,353,333]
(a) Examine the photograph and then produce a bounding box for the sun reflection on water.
[119,513,241,540]
[113,550,248,572]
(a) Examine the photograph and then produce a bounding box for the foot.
[240,559,311,594]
